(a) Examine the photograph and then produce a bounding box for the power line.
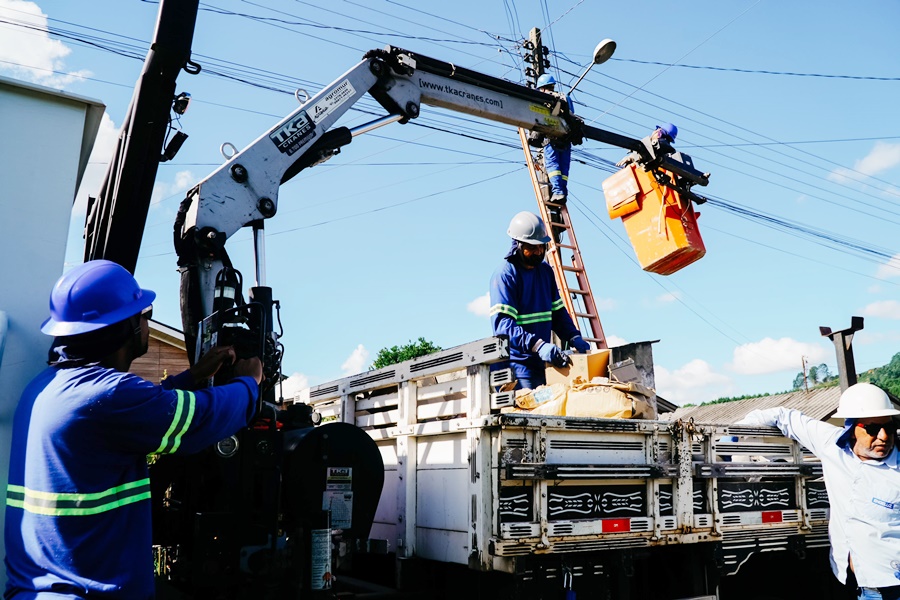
[612,57,900,81]
[7,8,897,281]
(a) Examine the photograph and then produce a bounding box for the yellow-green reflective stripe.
[517,311,552,325]
[169,390,195,454]
[6,479,151,516]
[154,389,196,455]
[490,304,518,318]
[547,170,562,176]
[552,299,565,310]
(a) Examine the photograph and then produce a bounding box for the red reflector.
[761,511,783,523]
[602,518,631,533]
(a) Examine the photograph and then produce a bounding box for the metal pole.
[252,221,266,287]
[819,316,864,391]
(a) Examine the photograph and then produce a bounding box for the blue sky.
[2,0,899,404]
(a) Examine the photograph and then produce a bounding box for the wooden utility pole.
[518,28,607,349]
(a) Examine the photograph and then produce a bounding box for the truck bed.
[305,337,829,577]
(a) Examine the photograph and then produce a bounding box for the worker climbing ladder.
[518,129,607,349]
[520,28,607,349]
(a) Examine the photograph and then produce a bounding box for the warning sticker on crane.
[311,79,356,124]
[269,110,316,156]
[323,467,353,528]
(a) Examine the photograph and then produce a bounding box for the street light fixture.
[569,38,616,94]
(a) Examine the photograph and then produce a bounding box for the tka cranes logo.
[269,110,316,156]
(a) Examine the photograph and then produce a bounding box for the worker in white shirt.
[738,383,900,600]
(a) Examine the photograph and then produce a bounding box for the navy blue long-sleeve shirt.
[5,366,258,599]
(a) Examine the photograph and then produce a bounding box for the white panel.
[544,430,647,465]
[0,78,103,590]
[356,409,399,428]
[416,432,467,469]
[415,527,469,565]
[416,398,465,420]
[377,440,399,468]
[416,468,469,530]
[376,470,399,524]
[417,378,468,401]
[356,393,398,412]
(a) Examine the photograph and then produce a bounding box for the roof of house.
[663,386,843,424]
[148,319,186,351]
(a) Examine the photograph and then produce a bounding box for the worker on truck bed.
[490,212,590,390]
[737,383,900,600]
[4,260,263,599]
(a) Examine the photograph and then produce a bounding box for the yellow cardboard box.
[545,349,610,386]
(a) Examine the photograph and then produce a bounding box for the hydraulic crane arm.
[175,46,710,377]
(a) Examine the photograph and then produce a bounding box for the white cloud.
[150,170,196,208]
[655,359,735,405]
[279,372,309,402]
[467,292,490,317]
[828,143,900,185]
[729,337,828,375]
[856,330,900,346]
[73,112,120,216]
[341,344,369,375]
[656,292,680,304]
[605,334,627,347]
[0,0,91,87]
[862,300,900,320]
[595,297,617,311]
[875,253,900,280]
[854,142,900,176]
[868,284,883,294]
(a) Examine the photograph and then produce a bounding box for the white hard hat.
[832,383,900,418]
[507,211,550,245]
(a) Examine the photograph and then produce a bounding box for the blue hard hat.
[41,259,156,336]
[536,73,557,89]
[656,122,678,141]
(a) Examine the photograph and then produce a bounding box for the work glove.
[537,341,569,368]
[569,335,590,354]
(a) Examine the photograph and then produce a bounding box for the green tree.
[371,337,442,370]
[808,365,819,386]
[792,372,805,390]
[864,352,900,398]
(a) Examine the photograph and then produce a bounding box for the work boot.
[550,193,567,205]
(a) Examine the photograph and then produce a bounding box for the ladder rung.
[568,288,588,295]
[561,265,583,273]
[549,221,569,229]
[545,200,566,208]
[555,243,576,250]
[575,312,596,319]
[584,337,605,343]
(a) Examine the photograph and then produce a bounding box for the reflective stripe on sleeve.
[153,389,196,455]
[490,304,519,318]
[6,479,151,516]
[517,310,553,325]
[551,298,565,311]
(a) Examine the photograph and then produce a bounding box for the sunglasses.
[856,421,898,436]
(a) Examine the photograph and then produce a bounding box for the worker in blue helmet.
[490,212,590,390]
[4,260,264,599]
[529,74,577,204]
[616,121,679,168]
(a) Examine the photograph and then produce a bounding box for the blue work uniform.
[490,242,580,389]
[741,408,900,591]
[543,94,574,198]
[4,365,258,599]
